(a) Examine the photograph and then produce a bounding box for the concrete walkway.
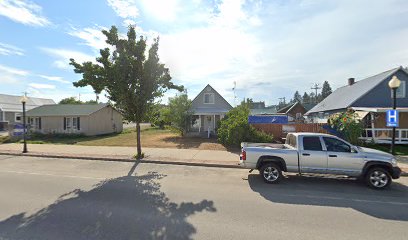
[0,143,240,168]
[0,143,407,175]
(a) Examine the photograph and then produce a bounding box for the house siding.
[87,106,123,135]
[191,85,232,111]
[352,69,408,108]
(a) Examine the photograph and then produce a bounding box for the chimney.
[348,78,355,86]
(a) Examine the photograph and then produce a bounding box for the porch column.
[213,114,216,130]
[198,115,201,133]
[370,112,375,142]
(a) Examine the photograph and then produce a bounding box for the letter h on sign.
[386,110,399,127]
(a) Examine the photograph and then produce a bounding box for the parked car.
[239,132,401,189]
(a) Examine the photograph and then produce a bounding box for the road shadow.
[248,174,408,221]
[0,169,216,240]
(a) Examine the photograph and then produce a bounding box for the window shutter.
[63,117,66,130]
[39,117,42,130]
[77,117,80,130]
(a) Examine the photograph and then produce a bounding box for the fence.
[251,123,328,141]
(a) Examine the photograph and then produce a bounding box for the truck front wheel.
[260,163,282,184]
[365,167,391,189]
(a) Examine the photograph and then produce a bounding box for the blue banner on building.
[248,115,288,124]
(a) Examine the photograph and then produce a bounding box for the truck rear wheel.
[260,163,282,184]
[365,167,391,189]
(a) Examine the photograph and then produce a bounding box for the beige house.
[26,103,123,136]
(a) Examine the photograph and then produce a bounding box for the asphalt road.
[0,155,407,240]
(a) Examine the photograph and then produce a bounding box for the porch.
[353,107,408,145]
[190,114,225,135]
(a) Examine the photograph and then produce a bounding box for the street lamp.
[20,95,28,153]
[388,76,401,155]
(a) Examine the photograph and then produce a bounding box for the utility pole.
[311,83,321,103]
[278,97,286,109]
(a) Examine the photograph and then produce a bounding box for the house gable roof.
[191,84,233,112]
[306,67,404,115]
[0,94,55,112]
[26,103,111,117]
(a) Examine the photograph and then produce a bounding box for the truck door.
[299,136,327,174]
[323,137,364,176]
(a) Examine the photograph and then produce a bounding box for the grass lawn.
[14,127,230,151]
[365,144,408,156]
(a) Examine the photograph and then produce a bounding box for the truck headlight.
[391,158,397,166]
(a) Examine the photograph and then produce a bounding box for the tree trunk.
[136,122,142,158]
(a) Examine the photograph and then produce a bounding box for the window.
[302,136,323,151]
[204,93,214,104]
[285,134,297,148]
[66,117,72,129]
[323,137,351,152]
[73,117,77,129]
[15,113,22,122]
[391,81,406,98]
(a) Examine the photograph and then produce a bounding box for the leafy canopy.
[70,26,183,123]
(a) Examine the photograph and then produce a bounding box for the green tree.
[59,97,82,104]
[217,104,272,147]
[328,110,363,145]
[321,81,332,100]
[293,91,302,103]
[167,93,193,135]
[302,92,310,104]
[70,26,183,158]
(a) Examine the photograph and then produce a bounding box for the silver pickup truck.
[239,132,401,189]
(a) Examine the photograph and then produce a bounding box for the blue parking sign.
[386,110,399,127]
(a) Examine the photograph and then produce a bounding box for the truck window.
[285,134,297,148]
[302,137,323,151]
[323,137,351,152]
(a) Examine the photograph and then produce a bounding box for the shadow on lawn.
[248,173,408,221]
[0,162,216,240]
[162,136,240,153]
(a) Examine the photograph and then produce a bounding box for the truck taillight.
[241,150,246,161]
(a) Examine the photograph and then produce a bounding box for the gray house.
[26,103,123,136]
[305,66,408,144]
[0,94,55,130]
[190,84,233,134]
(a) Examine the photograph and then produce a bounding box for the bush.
[217,104,273,147]
[327,110,363,145]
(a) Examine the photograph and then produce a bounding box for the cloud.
[40,47,95,70]
[38,75,71,84]
[0,42,24,56]
[107,0,139,19]
[0,0,50,26]
[68,25,109,51]
[28,83,56,89]
[0,64,29,76]
[139,0,181,22]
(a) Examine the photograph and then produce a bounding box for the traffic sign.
[386,110,399,127]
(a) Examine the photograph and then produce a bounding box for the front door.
[323,137,364,176]
[203,115,213,132]
[299,136,328,174]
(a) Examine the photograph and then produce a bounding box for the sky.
[0,0,407,106]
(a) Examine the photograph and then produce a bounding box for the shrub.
[327,110,363,145]
[217,104,273,147]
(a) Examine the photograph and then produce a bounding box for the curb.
[0,152,242,169]
[0,151,407,175]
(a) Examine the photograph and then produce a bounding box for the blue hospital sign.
[386,110,399,127]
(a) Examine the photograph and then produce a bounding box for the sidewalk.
[0,143,241,168]
[0,143,407,175]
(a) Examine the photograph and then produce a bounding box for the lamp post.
[388,76,401,155]
[20,95,28,153]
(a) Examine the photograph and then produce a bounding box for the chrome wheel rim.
[263,166,279,182]
[369,170,388,188]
